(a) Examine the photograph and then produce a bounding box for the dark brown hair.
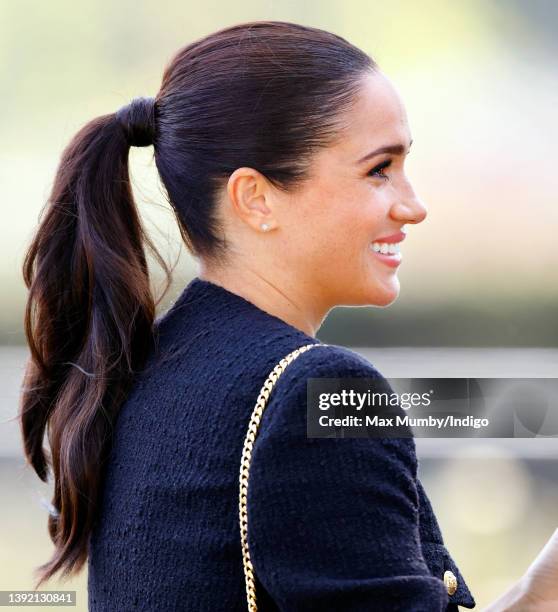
[19,20,376,587]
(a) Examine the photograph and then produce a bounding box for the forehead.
[333,71,411,159]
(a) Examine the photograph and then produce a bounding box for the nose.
[390,186,428,225]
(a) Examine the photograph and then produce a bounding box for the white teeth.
[370,241,401,255]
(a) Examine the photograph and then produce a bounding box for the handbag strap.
[238,342,328,611]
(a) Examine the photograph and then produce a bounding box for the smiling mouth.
[370,241,401,255]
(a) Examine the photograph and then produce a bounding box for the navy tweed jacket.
[88,276,476,611]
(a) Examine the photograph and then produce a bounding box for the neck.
[198,264,327,338]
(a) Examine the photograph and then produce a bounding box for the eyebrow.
[356,138,413,164]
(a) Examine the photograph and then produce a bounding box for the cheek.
[307,210,381,279]
[331,192,386,249]
[288,183,385,261]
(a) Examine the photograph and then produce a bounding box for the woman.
[19,20,558,612]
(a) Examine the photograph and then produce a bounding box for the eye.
[368,159,392,181]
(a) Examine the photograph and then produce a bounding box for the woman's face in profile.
[276,70,428,310]
[223,70,428,315]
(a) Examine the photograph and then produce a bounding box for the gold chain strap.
[238,342,327,611]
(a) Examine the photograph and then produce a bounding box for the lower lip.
[370,247,402,268]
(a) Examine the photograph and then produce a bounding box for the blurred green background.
[1,1,557,609]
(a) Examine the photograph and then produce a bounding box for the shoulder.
[271,342,386,389]
[255,342,417,471]
[264,342,399,422]
[302,342,379,370]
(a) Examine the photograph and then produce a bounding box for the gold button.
[443,570,458,595]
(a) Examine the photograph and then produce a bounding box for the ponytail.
[19,97,171,587]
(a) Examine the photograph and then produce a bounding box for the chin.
[373,293,398,307]
[368,281,400,307]
[340,276,400,307]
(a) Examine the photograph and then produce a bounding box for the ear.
[226,167,277,232]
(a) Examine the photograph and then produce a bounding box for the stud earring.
[260,223,270,232]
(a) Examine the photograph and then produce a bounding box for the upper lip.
[372,230,407,244]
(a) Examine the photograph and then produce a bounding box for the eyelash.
[368,159,392,181]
